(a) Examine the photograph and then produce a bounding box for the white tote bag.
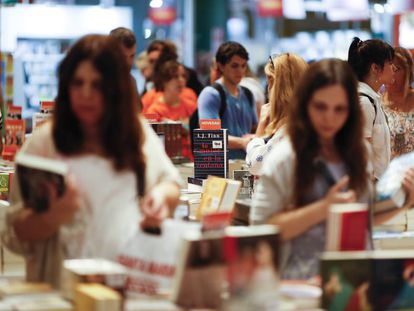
[117,219,200,295]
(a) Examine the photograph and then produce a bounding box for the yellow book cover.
[197,176,228,219]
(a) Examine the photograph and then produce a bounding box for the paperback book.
[15,153,68,213]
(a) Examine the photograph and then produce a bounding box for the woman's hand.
[402,167,414,207]
[139,181,180,230]
[255,104,270,137]
[324,176,356,208]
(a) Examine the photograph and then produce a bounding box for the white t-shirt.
[358,82,390,179]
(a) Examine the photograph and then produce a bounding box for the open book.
[15,153,68,213]
[374,151,414,213]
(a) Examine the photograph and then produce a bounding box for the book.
[75,283,122,311]
[374,151,414,213]
[171,230,225,309]
[232,169,254,199]
[321,250,414,311]
[193,129,228,179]
[32,101,54,130]
[196,176,241,220]
[171,225,280,309]
[15,153,68,213]
[326,203,368,251]
[3,119,25,159]
[223,225,280,298]
[150,122,183,162]
[61,259,128,301]
[0,282,52,298]
[1,293,73,311]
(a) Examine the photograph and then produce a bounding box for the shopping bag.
[117,219,200,295]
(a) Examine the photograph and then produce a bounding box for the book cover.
[171,231,225,309]
[75,283,122,311]
[6,105,22,120]
[321,250,414,311]
[223,225,280,297]
[326,203,368,251]
[320,251,372,311]
[3,119,25,158]
[193,129,228,179]
[232,169,254,199]
[15,153,68,213]
[197,176,228,219]
[370,251,414,310]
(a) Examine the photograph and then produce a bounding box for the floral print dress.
[383,106,414,159]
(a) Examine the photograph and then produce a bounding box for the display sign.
[148,7,177,25]
[325,0,370,21]
[257,0,283,17]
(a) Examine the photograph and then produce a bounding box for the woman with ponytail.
[347,37,395,179]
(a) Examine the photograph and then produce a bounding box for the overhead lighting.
[149,0,163,8]
[144,28,152,39]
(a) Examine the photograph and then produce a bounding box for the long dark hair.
[288,59,368,205]
[54,34,146,196]
[347,37,394,81]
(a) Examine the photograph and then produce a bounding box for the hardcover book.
[15,153,68,213]
[326,203,368,251]
[3,119,25,158]
[193,129,228,179]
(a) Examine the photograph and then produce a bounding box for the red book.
[326,203,369,251]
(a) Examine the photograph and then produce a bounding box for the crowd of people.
[2,26,414,287]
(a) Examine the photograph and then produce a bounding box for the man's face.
[121,44,136,71]
[147,50,161,79]
[218,55,247,86]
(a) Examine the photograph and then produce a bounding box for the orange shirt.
[143,89,197,160]
[142,87,197,115]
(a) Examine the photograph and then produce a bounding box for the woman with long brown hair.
[2,34,181,287]
[251,59,414,280]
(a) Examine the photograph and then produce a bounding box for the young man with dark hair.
[110,27,142,111]
[197,41,257,159]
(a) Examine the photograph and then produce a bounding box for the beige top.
[1,119,182,288]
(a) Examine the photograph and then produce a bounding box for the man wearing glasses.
[197,41,258,160]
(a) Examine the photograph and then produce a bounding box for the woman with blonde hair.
[383,47,414,158]
[246,53,308,175]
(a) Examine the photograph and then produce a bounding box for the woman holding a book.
[250,59,414,280]
[2,34,181,287]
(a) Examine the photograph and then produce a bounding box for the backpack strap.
[359,92,377,127]
[212,83,227,118]
[240,85,254,108]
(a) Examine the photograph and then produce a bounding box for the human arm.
[258,176,355,241]
[255,103,270,137]
[359,96,376,141]
[139,118,183,228]
[12,175,80,242]
[373,167,414,225]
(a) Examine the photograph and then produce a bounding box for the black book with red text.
[193,129,228,179]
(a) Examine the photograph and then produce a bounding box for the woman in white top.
[347,37,395,179]
[246,53,308,175]
[251,59,414,280]
[2,35,181,287]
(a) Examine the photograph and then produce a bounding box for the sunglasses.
[268,53,289,69]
